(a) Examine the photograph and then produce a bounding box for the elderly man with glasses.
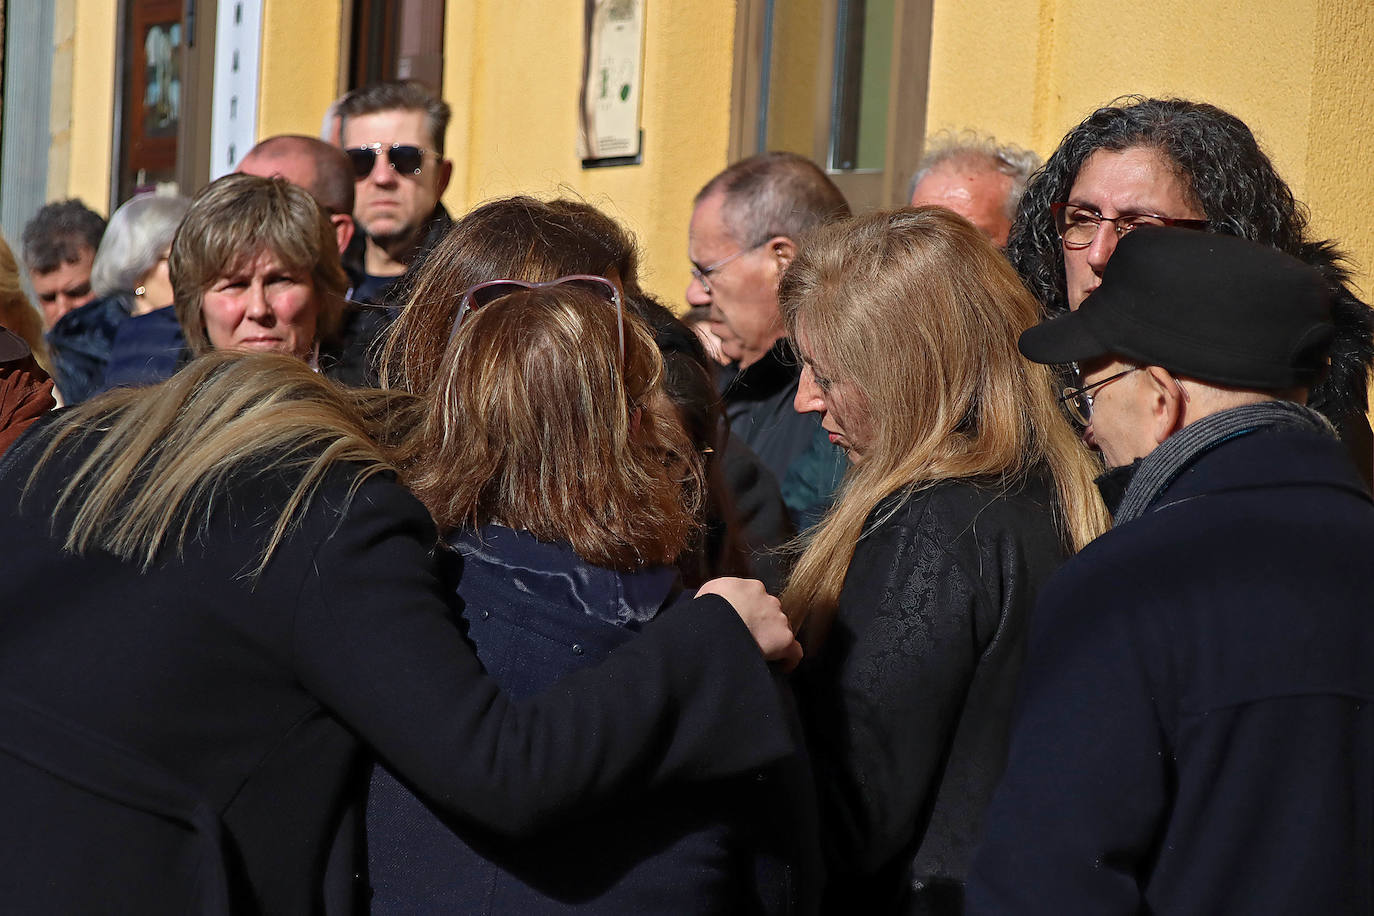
[967,226,1374,914]
[337,81,454,305]
[1006,95,1374,485]
[686,152,851,525]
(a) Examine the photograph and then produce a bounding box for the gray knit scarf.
[1110,400,1336,527]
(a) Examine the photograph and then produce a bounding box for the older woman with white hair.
[90,192,190,316]
[46,191,189,402]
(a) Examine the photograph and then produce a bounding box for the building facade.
[3,0,1373,309]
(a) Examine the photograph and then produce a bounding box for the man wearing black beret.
[967,227,1374,913]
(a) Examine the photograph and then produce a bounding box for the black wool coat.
[0,423,793,915]
[794,473,1069,914]
[968,428,1374,915]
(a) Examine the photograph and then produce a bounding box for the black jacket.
[45,291,133,403]
[719,340,824,487]
[0,422,793,915]
[343,203,453,308]
[794,474,1068,914]
[968,428,1374,915]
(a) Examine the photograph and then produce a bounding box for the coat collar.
[1149,427,1372,514]
[721,337,799,403]
[449,525,681,629]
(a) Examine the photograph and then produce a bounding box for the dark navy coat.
[968,428,1374,915]
[45,292,132,403]
[366,525,818,914]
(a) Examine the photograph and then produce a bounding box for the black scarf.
[1104,400,1336,527]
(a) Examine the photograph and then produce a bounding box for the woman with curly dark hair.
[1008,96,1374,483]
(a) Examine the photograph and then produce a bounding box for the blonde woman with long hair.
[780,207,1108,913]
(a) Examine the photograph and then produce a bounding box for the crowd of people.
[1,81,1372,915]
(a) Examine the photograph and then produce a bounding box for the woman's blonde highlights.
[780,208,1109,644]
[26,351,407,578]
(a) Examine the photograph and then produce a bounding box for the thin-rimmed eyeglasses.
[689,239,768,294]
[1051,202,1209,250]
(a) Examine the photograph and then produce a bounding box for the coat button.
[480,610,490,620]
[571,644,584,655]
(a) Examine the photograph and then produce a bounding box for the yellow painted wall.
[65,0,1374,310]
[257,0,345,139]
[924,0,1374,293]
[66,0,119,211]
[440,0,740,307]
[251,0,741,306]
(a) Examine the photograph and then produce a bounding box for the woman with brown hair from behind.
[367,276,816,913]
[380,194,794,587]
[781,207,1108,913]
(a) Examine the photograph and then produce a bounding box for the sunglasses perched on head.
[452,274,625,365]
[345,143,437,179]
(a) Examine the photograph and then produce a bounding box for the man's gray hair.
[90,192,191,296]
[696,152,851,247]
[908,130,1042,220]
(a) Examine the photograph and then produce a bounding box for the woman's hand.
[697,577,802,671]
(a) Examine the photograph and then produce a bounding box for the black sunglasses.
[345,143,436,179]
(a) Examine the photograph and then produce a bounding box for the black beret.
[1019,226,1334,390]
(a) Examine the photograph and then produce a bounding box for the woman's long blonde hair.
[779,208,1108,642]
[24,351,407,578]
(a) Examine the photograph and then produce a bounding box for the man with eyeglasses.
[967,226,1374,914]
[687,152,851,523]
[337,81,454,304]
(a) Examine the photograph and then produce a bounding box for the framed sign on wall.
[578,0,645,168]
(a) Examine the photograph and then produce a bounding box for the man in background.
[21,200,106,327]
[337,81,453,303]
[686,151,850,499]
[238,134,360,282]
[908,131,1039,248]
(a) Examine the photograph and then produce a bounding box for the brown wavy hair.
[779,207,1109,641]
[397,285,700,569]
[378,195,639,400]
[0,233,49,370]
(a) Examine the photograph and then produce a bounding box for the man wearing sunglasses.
[968,227,1374,913]
[337,81,454,304]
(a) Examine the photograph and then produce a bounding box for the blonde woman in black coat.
[780,208,1109,913]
